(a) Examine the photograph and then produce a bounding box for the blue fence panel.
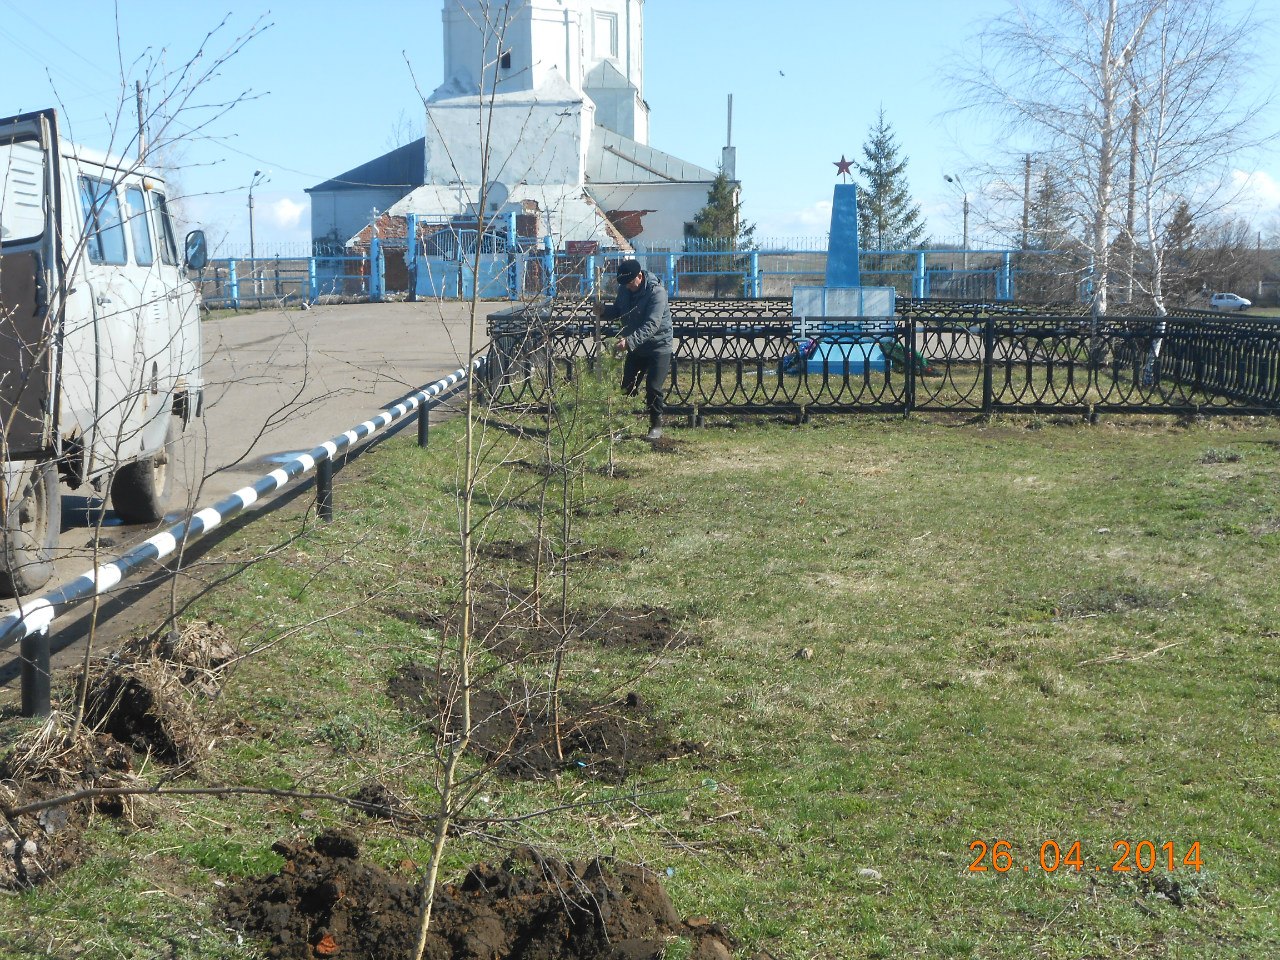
[200,255,371,307]
[194,245,1079,306]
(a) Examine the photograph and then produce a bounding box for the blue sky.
[4,0,1277,254]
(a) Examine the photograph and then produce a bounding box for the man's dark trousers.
[622,350,671,427]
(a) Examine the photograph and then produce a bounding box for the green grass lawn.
[2,402,1277,959]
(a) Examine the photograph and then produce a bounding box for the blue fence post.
[228,259,240,310]
[750,251,761,298]
[666,253,677,297]
[307,257,317,303]
[914,252,926,299]
[370,237,385,302]
[998,252,1012,301]
[507,253,520,301]
[586,254,597,298]
[405,214,419,302]
[506,211,520,300]
[543,236,556,298]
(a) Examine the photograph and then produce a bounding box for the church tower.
[304,0,718,252]
[437,0,647,143]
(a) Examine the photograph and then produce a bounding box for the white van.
[0,108,206,596]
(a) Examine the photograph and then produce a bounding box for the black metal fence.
[486,299,1280,417]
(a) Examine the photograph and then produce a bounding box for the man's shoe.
[647,426,663,441]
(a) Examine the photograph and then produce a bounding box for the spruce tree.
[855,109,926,251]
[687,170,756,250]
[1028,168,1077,251]
[1024,167,1084,302]
[1159,200,1197,302]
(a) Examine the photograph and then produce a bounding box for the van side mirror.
[185,230,208,271]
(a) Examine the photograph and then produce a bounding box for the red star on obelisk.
[833,155,854,182]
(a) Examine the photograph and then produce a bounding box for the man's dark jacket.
[603,272,673,354]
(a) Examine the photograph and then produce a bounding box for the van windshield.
[0,138,46,244]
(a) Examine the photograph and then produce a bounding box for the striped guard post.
[0,356,484,655]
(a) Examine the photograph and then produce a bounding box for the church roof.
[586,127,717,184]
[583,58,635,91]
[306,137,426,194]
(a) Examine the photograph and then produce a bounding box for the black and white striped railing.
[4,356,484,717]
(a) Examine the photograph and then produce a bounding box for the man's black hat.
[616,259,643,283]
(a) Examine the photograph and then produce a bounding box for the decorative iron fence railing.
[485,299,1280,417]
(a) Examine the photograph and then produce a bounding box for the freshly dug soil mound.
[348,781,408,822]
[478,539,628,566]
[387,666,701,782]
[222,832,736,960]
[0,621,233,888]
[80,660,205,765]
[78,619,235,765]
[394,589,693,662]
[0,723,135,889]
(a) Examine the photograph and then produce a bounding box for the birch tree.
[961,0,1163,316]
[1126,0,1269,315]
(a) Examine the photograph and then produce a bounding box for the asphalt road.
[0,299,494,692]
[182,299,486,503]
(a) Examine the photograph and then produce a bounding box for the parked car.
[1209,292,1251,311]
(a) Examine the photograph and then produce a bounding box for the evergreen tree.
[684,170,757,296]
[1162,200,1195,251]
[1028,168,1077,252]
[686,170,756,250]
[1023,167,1085,302]
[855,109,926,251]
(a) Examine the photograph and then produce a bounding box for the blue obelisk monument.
[825,182,861,287]
[786,158,892,373]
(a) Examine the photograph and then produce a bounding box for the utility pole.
[1021,154,1031,250]
[135,80,146,162]
[249,170,269,300]
[945,174,970,272]
[1125,92,1139,304]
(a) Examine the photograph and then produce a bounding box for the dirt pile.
[0,621,234,888]
[78,620,234,765]
[223,832,736,960]
[392,590,693,662]
[478,539,628,566]
[0,719,135,889]
[388,666,701,782]
[80,660,205,765]
[124,619,239,697]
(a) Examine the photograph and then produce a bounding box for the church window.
[594,12,618,59]
[500,50,511,69]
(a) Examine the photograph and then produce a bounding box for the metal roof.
[586,128,716,185]
[306,137,426,194]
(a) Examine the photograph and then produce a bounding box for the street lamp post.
[248,169,269,299]
[944,174,970,273]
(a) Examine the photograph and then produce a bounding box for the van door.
[76,167,148,467]
[0,110,62,460]
[149,189,202,414]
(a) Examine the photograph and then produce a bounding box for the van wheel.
[111,415,179,524]
[0,461,60,598]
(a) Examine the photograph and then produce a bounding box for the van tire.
[111,415,179,524]
[0,461,60,598]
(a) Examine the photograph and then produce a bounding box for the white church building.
[306,0,732,254]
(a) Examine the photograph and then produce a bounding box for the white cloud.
[1220,169,1280,222]
[267,196,307,230]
